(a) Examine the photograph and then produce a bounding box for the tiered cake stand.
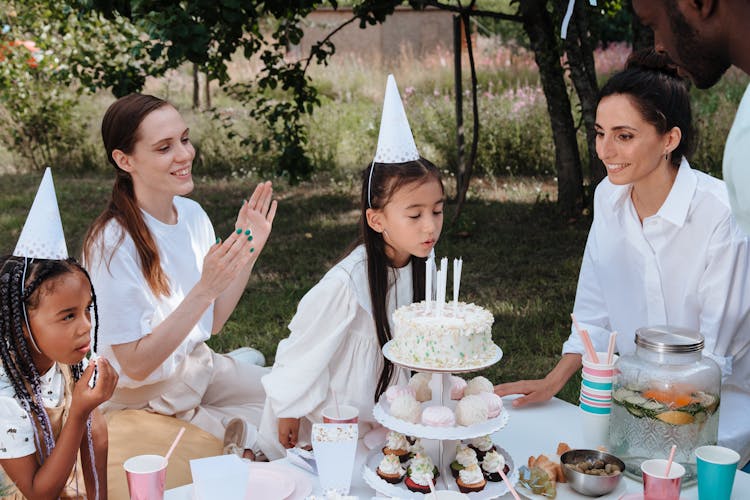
[362,342,518,499]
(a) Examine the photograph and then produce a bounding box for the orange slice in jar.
[642,389,694,408]
[656,411,694,425]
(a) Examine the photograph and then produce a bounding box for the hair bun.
[626,49,681,79]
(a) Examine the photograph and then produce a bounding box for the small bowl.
[561,449,625,497]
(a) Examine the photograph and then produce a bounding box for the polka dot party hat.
[373,74,420,164]
[13,167,68,259]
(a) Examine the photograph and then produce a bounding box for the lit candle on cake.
[453,257,462,314]
[436,257,448,316]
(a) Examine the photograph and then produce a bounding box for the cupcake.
[384,384,416,404]
[421,405,456,427]
[382,431,410,463]
[408,372,432,402]
[455,394,489,426]
[451,444,478,478]
[450,375,467,400]
[405,453,439,493]
[478,392,503,418]
[481,449,509,482]
[457,463,487,493]
[376,454,406,484]
[464,376,494,396]
[390,393,421,423]
[468,435,496,461]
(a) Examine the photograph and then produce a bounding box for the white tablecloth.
[166,395,750,499]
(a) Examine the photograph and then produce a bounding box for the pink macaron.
[421,405,456,427]
[385,385,417,404]
[478,391,503,418]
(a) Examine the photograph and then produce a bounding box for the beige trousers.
[103,342,268,447]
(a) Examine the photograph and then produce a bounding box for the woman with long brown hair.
[83,93,276,458]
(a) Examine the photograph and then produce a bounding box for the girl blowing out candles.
[258,75,445,459]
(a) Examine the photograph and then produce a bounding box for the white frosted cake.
[390,301,496,369]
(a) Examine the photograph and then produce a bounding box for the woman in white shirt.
[495,50,750,463]
[82,93,276,457]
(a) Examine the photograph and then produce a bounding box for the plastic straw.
[332,389,341,418]
[665,444,677,475]
[165,427,186,461]
[499,467,521,500]
[571,314,599,363]
[606,331,618,365]
[427,478,437,499]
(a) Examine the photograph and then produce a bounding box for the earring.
[665,152,670,161]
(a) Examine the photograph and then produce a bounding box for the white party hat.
[13,168,68,260]
[373,74,420,163]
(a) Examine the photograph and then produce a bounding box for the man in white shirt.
[631,0,750,235]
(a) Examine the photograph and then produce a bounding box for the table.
[166,395,750,499]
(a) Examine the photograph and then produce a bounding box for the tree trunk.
[192,64,200,110]
[563,1,606,197]
[205,75,212,109]
[519,0,583,217]
[453,12,480,223]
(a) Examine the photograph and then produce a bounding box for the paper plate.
[248,462,312,500]
[373,397,509,440]
[246,467,294,499]
[362,444,518,499]
[517,476,628,500]
[383,341,503,373]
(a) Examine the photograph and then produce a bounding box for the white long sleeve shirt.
[724,83,750,236]
[259,245,410,458]
[562,159,750,464]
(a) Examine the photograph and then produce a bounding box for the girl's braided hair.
[0,256,100,496]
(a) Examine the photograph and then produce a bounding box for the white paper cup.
[579,408,610,449]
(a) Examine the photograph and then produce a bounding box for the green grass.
[0,172,589,404]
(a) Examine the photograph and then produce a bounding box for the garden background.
[1,1,748,404]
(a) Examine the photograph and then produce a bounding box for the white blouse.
[563,159,750,463]
[724,82,750,236]
[261,245,411,425]
[86,196,216,388]
[0,363,63,459]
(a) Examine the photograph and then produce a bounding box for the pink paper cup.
[322,404,359,424]
[124,454,167,500]
[641,458,685,500]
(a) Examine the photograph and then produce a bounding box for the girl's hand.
[198,228,256,299]
[235,181,278,259]
[278,417,300,449]
[71,358,118,418]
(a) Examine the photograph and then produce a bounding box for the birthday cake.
[390,301,496,369]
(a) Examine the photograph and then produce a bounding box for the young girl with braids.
[0,257,118,499]
[258,75,444,459]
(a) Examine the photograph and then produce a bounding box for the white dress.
[87,196,267,447]
[563,159,750,464]
[258,245,411,459]
[0,363,64,459]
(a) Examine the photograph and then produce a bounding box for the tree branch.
[302,14,360,73]
[417,0,522,22]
